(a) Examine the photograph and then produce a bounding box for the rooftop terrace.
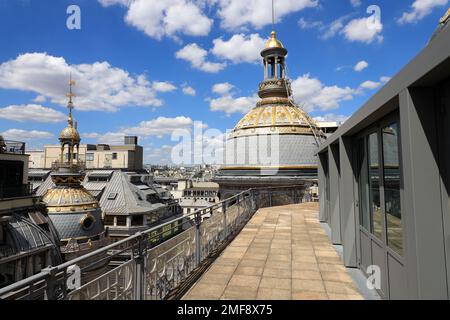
[183,203,363,300]
[0,187,367,300]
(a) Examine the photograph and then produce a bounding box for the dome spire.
[58,75,81,168]
[65,74,76,127]
[271,0,275,32]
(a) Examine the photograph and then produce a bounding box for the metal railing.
[0,140,26,155]
[0,186,305,300]
[51,160,86,172]
[0,183,33,199]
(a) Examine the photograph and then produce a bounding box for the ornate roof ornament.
[265,31,284,49]
[440,8,450,24]
[59,76,80,144]
[229,29,325,143]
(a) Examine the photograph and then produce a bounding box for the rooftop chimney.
[124,136,138,145]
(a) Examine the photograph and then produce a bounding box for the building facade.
[0,137,62,289]
[317,15,450,299]
[28,136,143,172]
[178,180,220,215]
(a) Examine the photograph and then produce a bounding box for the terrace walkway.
[183,203,364,300]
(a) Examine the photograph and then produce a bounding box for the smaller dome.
[43,187,99,213]
[266,31,284,49]
[59,126,80,142]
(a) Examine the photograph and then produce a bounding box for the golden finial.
[66,75,76,105]
[440,8,450,24]
[65,75,76,127]
[266,30,284,49]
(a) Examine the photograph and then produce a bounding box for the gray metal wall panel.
[339,137,358,267]
[318,154,327,222]
[388,254,407,300]
[329,144,342,245]
[399,88,448,299]
[438,80,450,298]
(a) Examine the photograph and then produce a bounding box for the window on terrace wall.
[382,122,403,256]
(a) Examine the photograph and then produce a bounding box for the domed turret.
[41,77,109,282]
[265,31,284,49]
[215,30,326,199]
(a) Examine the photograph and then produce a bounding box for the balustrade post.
[43,266,58,300]
[135,232,148,300]
[222,201,228,239]
[194,211,202,266]
[269,190,272,207]
[236,195,241,225]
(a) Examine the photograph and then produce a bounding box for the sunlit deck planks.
[183,203,364,300]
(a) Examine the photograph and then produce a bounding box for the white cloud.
[359,76,391,90]
[216,0,319,30]
[152,81,177,92]
[360,80,382,90]
[342,16,383,43]
[82,132,126,145]
[314,113,350,123]
[0,52,167,112]
[209,83,258,115]
[212,82,234,95]
[324,17,349,39]
[291,74,356,112]
[123,116,194,137]
[298,15,355,41]
[82,116,197,145]
[33,95,46,103]
[298,18,324,30]
[99,0,213,40]
[209,94,258,115]
[1,129,54,141]
[176,43,226,73]
[350,0,361,7]
[398,0,448,24]
[0,104,67,123]
[354,60,369,72]
[212,33,266,64]
[182,85,196,96]
[98,0,131,6]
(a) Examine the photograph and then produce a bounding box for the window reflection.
[383,123,403,256]
[368,133,382,240]
[357,138,370,231]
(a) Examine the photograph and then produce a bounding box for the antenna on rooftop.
[272,0,275,31]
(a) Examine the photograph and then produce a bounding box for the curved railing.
[0,186,306,300]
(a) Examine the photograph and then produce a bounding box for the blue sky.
[0,0,448,164]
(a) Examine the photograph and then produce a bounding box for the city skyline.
[0,0,448,164]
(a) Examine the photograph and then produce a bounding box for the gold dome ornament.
[59,125,81,142]
[440,8,450,24]
[265,31,284,49]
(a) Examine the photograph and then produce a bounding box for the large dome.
[219,31,325,175]
[231,97,321,138]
